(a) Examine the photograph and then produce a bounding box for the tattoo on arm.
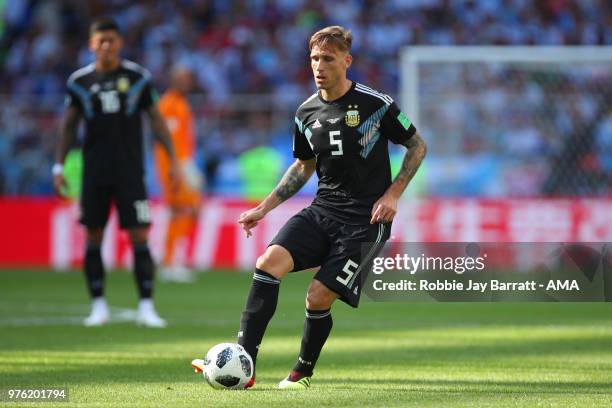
[273,160,315,202]
[147,106,176,160]
[392,132,427,193]
[56,106,81,163]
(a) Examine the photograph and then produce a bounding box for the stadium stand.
[0,0,611,196]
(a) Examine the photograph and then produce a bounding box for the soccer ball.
[202,343,253,390]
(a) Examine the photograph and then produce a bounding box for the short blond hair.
[309,26,352,53]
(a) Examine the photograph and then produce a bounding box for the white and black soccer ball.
[203,343,253,390]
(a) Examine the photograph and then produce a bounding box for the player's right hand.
[53,174,68,198]
[238,208,266,238]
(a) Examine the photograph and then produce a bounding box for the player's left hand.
[370,193,398,224]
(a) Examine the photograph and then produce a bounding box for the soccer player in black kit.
[233,26,427,389]
[53,18,180,328]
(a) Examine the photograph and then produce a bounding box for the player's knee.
[305,281,337,310]
[86,228,104,245]
[255,245,293,280]
[128,227,149,246]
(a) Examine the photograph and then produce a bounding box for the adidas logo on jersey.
[312,119,322,128]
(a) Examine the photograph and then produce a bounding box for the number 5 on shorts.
[336,259,359,286]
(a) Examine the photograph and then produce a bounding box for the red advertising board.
[0,198,610,270]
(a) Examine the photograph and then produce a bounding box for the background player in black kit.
[236,26,427,389]
[53,18,180,328]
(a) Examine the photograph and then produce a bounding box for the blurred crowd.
[421,62,612,196]
[0,0,611,196]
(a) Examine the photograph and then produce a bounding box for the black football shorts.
[79,178,151,229]
[270,206,391,307]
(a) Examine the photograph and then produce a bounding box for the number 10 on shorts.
[336,259,359,286]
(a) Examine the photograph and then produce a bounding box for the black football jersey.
[65,60,157,184]
[293,81,416,224]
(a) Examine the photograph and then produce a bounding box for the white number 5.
[329,130,343,156]
[336,259,359,286]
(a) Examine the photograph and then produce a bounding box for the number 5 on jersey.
[329,130,343,156]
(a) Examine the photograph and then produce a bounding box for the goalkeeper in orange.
[155,65,203,282]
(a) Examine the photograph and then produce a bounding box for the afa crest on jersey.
[117,77,130,93]
[345,105,360,127]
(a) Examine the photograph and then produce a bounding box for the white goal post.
[399,46,612,197]
[400,46,612,128]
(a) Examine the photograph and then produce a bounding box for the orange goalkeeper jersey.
[155,89,200,206]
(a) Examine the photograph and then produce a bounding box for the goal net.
[400,46,612,197]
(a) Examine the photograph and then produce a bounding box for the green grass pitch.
[0,270,611,407]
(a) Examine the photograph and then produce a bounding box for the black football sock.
[84,243,105,298]
[292,308,333,377]
[237,269,280,366]
[133,242,154,299]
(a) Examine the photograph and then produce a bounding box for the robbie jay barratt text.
[371,279,580,292]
